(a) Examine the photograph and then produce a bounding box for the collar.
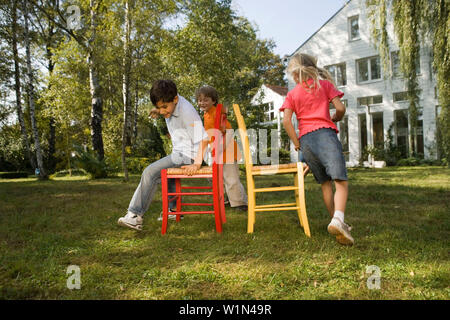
[206,106,216,116]
[171,95,180,118]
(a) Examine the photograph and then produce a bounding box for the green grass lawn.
[0,166,449,300]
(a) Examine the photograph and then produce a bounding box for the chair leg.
[294,173,304,228]
[219,164,226,224]
[161,169,169,235]
[296,162,311,237]
[247,180,256,233]
[175,178,181,222]
[212,167,223,233]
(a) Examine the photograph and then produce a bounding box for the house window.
[372,112,384,149]
[393,91,408,102]
[359,114,368,161]
[339,117,349,161]
[412,120,424,157]
[357,95,383,107]
[325,63,347,86]
[329,99,348,109]
[357,56,381,83]
[329,100,348,121]
[391,51,420,78]
[395,110,409,158]
[391,51,401,78]
[436,106,442,158]
[348,16,360,41]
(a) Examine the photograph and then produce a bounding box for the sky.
[232,0,349,57]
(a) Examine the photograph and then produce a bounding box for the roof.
[287,0,352,57]
[265,84,288,96]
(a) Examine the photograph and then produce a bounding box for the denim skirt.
[299,128,348,184]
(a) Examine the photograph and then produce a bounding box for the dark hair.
[150,80,178,106]
[195,85,218,105]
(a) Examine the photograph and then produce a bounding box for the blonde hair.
[287,53,335,91]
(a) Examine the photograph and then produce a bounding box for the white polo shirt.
[165,95,208,160]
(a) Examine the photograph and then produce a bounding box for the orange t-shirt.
[204,106,239,163]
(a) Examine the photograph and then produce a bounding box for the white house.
[285,0,439,166]
[250,84,289,153]
[251,84,288,125]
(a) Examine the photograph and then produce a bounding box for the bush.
[396,157,446,167]
[73,146,108,179]
[50,169,88,178]
[126,157,152,174]
[105,153,163,174]
[396,157,421,166]
[0,171,29,179]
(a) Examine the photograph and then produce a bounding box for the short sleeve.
[322,80,344,101]
[279,93,294,112]
[182,105,208,144]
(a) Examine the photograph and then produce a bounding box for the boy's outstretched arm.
[181,139,209,176]
[282,109,300,151]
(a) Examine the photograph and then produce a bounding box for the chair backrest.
[232,104,254,176]
[211,103,226,166]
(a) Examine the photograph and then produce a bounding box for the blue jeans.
[128,153,192,216]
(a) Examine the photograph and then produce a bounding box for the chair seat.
[167,166,213,175]
[252,163,300,175]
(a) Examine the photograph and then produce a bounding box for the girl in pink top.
[281,53,354,246]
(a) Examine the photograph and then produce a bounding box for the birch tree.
[121,0,132,181]
[32,0,105,161]
[11,0,36,170]
[22,0,47,179]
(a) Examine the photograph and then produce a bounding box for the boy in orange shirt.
[196,85,248,211]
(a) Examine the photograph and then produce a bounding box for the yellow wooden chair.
[232,104,311,237]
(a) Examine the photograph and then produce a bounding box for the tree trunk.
[133,79,138,141]
[88,0,104,161]
[23,0,47,179]
[121,0,132,181]
[12,0,35,170]
[46,35,56,173]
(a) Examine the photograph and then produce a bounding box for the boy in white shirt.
[118,80,209,231]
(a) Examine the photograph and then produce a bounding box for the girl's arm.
[331,97,346,122]
[282,108,300,150]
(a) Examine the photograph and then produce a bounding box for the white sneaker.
[157,210,183,221]
[327,217,354,246]
[118,211,143,231]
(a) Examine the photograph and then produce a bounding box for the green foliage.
[396,157,425,167]
[1,0,286,174]
[0,123,29,171]
[50,169,87,178]
[126,157,152,174]
[162,0,286,106]
[73,145,108,179]
[366,0,450,162]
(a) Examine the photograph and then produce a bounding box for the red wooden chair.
[160,104,227,234]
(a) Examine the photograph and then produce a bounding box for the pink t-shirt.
[280,79,344,139]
